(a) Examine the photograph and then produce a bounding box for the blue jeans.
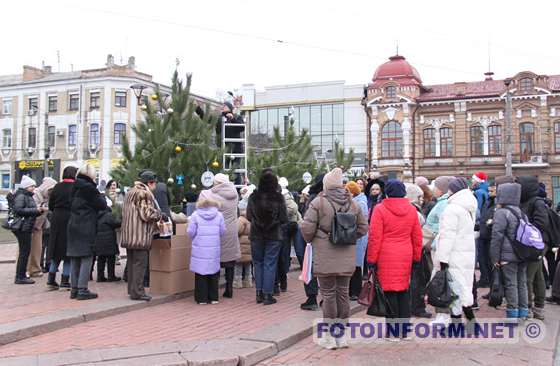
[49,259,71,276]
[251,240,282,295]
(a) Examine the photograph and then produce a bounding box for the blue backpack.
[504,207,545,262]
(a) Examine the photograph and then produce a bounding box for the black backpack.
[324,196,358,246]
[531,198,560,248]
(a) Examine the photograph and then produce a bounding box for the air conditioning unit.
[28,109,36,116]
[56,129,65,137]
[89,143,98,151]
[530,155,543,163]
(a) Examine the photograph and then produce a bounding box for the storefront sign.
[18,160,55,170]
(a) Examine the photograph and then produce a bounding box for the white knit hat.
[278,177,289,189]
[20,175,37,189]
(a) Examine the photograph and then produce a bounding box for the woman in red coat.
[367,180,422,336]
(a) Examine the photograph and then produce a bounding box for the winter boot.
[70,288,78,299]
[263,293,277,305]
[532,306,545,320]
[256,290,264,304]
[223,267,234,298]
[242,278,253,288]
[506,308,519,319]
[300,296,319,311]
[280,278,288,292]
[518,308,530,320]
[273,283,281,295]
[317,332,338,350]
[46,273,59,290]
[76,288,98,300]
[232,278,243,289]
[59,275,71,290]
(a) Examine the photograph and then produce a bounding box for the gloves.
[367,263,377,272]
[440,262,449,271]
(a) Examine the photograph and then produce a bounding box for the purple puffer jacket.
[187,207,225,275]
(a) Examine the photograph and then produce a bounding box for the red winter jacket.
[367,198,422,292]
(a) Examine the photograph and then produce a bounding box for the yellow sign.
[18,160,55,170]
[86,159,100,168]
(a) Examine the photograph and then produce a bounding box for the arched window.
[488,124,502,155]
[519,122,534,161]
[381,121,402,158]
[423,128,435,157]
[470,125,484,156]
[114,123,126,145]
[440,127,453,157]
[89,123,100,146]
[519,78,533,94]
[385,86,397,99]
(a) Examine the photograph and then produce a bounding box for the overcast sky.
[2,0,558,98]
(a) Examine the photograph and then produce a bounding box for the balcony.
[512,154,549,168]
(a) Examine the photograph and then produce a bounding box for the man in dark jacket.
[153,182,171,218]
[518,176,547,320]
[477,182,497,287]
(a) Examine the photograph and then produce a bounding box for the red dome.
[372,55,422,86]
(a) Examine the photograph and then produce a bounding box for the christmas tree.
[111,71,220,209]
[332,141,355,172]
[248,118,324,192]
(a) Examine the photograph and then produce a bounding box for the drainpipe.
[411,103,421,181]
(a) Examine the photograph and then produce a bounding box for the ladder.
[221,116,248,188]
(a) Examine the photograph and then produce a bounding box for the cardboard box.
[150,269,195,295]
[175,223,188,235]
[150,236,191,272]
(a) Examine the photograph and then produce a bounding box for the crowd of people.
[7,162,560,349]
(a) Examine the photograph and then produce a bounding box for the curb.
[0,255,128,265]
[0,291,190,347]
[0,302,365,366]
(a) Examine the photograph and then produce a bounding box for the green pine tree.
[332,141,355,172]
[111,71,221,210]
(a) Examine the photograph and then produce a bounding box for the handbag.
[358,269,375,306]
[366,276,392,317]
[2,216,22,231]
[426,269,457,308]
[489,267,505,308]
[298,243,313,284]
[157,218,173,238]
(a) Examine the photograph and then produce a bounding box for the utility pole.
[43,112,49,179]
[504,78,513,177]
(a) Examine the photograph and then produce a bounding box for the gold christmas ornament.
[211,160,219,168]
[150,94,158,101]
[175,145,183,153]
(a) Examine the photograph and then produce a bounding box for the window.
[423,128,436,157]
[555,123,560,153]
[519,122,534,161]
[440,127,453,157]
[2,129,11,148]
[28,97,38,113]
[68,125,77,146]
[553,176,560,207]
[48,96,57,112]
[1,171,10,189]
[68,94,79,111]
[89,123,100,146]
[90,92,100,110]
[519,78,533,94]
[385,86,397,99]
[470,126,484,156]
[48,126,55,148]
[115,91,127,108]
[381,121,403,158]
[28,128,36,148]
[114,123,126,144]
[2,99,12,115]
[488,125,502,155]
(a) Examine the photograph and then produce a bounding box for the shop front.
[14,159,61,185]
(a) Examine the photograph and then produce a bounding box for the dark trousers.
[476,239,492,285]
[385,290,411,338]
[221,260,235,286]
[293,229,318,298]
[251,240,282,294]
[97,255,116,279]
[14,231,32,280]
[195,272,219,303]
[544,249,558,287]
[349,267,363,297]
[127,249,149,299]
[41,233,49,271]
[527,259,546,308]
[276,224,296,287]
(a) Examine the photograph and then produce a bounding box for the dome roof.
[372,55,422,86]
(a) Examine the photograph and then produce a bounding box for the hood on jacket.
[448,188,478,216]
[497,183,521,206]
[475,181,489,193]
[34,177,57,203]
[324,187,350,206]
[211,181,238,200]
[381,197,415,217]
[518,176,540,203]
[196,206,219,220]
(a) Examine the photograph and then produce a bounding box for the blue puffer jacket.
[188,206,225,275]
[353,193,368,268]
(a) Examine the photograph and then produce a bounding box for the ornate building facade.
[365,55,560,201]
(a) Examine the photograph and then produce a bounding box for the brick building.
[365,55,560,202]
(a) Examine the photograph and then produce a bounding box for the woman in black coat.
[46,166,77,290]
[12,176,44,284]
[94,204,121,282]
[67,164,107,300]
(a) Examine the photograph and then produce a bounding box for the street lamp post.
[504,78,513,177]
[130,84,147,105]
